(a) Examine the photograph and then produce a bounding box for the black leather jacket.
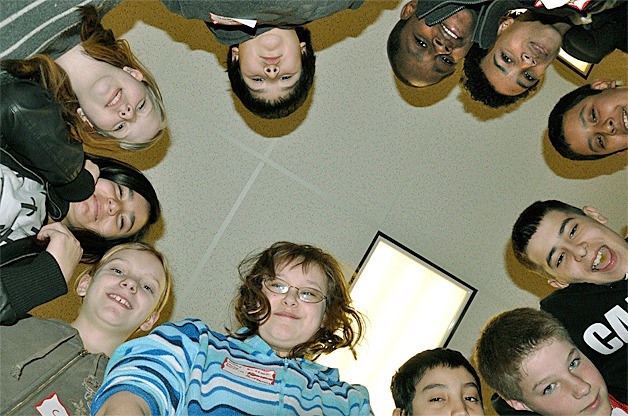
[1,73,94,219]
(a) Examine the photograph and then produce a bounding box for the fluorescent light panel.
[319,233,476,416]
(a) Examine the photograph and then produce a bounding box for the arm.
[0,78,94,202]
[91,320,204,415]
[95,391,151,416]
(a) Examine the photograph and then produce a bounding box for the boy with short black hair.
[548,80,627,161]
[159,0,363,119]
[475,308,626,416]
[391,347,484,416]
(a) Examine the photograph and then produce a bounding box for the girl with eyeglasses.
[92,241,372,415]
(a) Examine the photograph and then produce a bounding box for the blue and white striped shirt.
[91,319,372,415]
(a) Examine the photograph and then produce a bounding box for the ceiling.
[35,0,627,410]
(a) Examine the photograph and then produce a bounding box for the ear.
[589,79,617,90]
[76,108,94,128]
[548,279,569,289]
[392,409,403,416]
[122,66,144,82]
[76,274,93,297]
[582,206,608,225]
[505,399,532,412]
[300,41,306,54]
[230,46,239,62]
[400,1,417,20]
[140,311,160,332]
[497,17,515,35]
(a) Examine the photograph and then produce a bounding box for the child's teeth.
[592,249,602,270]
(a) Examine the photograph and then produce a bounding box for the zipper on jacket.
[6,349,89,415]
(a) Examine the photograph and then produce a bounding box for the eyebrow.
[546,217,574,267]
[127,189,136,232]
[532,348,577,391]
[493,53,532,89]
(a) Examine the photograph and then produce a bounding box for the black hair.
[548,84,607,160]
[462,45,536,108]
[73,154,161,263]
[227,27,316,119]
[511,200,583,270]
[391,348,483,415]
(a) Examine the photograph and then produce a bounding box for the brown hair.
[231,241,365,360]
[1,5,166,150]
[474,307,573,401]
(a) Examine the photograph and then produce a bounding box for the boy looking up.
[475,308,626,416]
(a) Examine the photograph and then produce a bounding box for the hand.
[84,159,100,184]
[38,223,83,283]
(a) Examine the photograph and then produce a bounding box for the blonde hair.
[76,242,172,318]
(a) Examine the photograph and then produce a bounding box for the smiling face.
[231,28,305,103]
[64,178,150,239]
[405,365,484,416]
[75,66,162,145]
[395,1,477,86]
[258,260,327,357]
[507,339,610,416]
[481,17,563,96]
[525,207,628,287]
[563,85,628,157]
[77,249,165,333]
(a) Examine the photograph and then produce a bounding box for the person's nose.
[568,240,588,262]
[106,197,121,216]
[569,375,591,399]
[264,65,279,79]
[521,52,537,67]
[281,286,299,306]
[120,278,137,293]
[450,398,470,416]
[434,36,452,54]
[119,103,135,120]
[602,117,616,135]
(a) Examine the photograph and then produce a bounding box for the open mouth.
[622,108,627,131]
[592,246,613,271]
[262,56,281,65]
[441,23,459,39]
[106,89,122,107]
[530,42,547,58]
[108,293,131,309]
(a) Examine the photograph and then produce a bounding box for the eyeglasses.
[263,277,327,304]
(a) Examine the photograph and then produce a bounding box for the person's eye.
[441,55,454,65]
[252,77,264,82]
[113,123,125,132]
[137,100,146,111]
[142,284,154,294]
[569,357,581,370]
[501,53,512,63]
[590,108,597,122]
[596,135,605,149]
[523,71,536,82]
[543,384,555,395]
[112,268,123,275]
[119,216,125,231]
[465,396,480,402]
[569,224,578,238]
[280,75,292,81]
[429,397,444,402]
[415,36,427,48]
[556,253,564,267]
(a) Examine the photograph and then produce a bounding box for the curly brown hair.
[231,241,365,360]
